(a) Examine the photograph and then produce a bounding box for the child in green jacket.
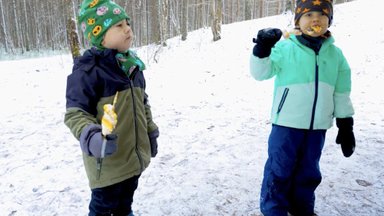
[249,0,355,215]
[64,0,159,215]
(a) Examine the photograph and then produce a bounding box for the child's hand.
[252,28,282,58]
[79,124,118,159]
[336,117,356,157]
[89,133,118,158]
[148,129,160,157]
[253,28,282,47]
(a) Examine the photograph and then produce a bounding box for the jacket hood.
[73,48,118,72]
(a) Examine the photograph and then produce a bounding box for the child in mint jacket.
[249,0,355,215]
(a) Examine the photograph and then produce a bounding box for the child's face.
[102,19,133,52]
[298,11,329,37]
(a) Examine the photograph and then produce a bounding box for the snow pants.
[89,175,140,216]
[260,125,326,216]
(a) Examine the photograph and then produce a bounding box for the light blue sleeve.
[334,49,354,118]
[249,41,284,81]
[249,55,275,80]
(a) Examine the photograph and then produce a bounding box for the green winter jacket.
[65,48,158,189]
[250,35,354,130]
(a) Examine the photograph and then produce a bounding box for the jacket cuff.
[336,117,354,130]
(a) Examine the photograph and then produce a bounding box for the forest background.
[0,0,352,58]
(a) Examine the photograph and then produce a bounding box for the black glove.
[336,117,355,157]
[149,129,159,157]
[252,28,282,58]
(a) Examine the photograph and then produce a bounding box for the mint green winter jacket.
[250,35,354,130]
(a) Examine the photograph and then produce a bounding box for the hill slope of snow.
[0,0,383,215]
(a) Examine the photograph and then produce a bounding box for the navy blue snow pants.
[89,175,140,216]
[260,125,326,216]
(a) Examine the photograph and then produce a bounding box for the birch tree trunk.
[181,0,188,41]
[66,0,80,59]
[170,1,181,36]
[211,0,222,42]
[244,0,253,20]
[12,0,21,52]
[279,1,284,14]
[159,0,169,46]
[287,0,294,12]
[197,0,203,27]
[259,0,264,18]
[150,0,161,44]
[22,0,30,51]
[237,0,240,21]
[0,0,9,53]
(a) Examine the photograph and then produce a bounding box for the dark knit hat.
[78,0,130,49]
[294,0,333,26]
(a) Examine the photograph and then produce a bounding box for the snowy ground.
[1,0,383,215]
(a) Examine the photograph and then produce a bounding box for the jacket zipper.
[128,67,144,172]
[277,88,289,114]
[309,54,320,130]
[275,87,289,123]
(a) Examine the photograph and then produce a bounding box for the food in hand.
[101,92,119,136]
[283,29,302,39]
[283,30,290,39]
[102,104,117,135]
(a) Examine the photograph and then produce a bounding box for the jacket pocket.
[277,88,289,114]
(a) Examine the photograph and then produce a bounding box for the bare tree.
[148,0,161,45]
[244,0,253,20]
[0,0,353,56]
[0,0,9,53]
[159,0,169,46]
[22,0,30,51]
[211,0,222,42]
[66,0,80,59]
[181,0,188,41]
[286,0,294,12]
[11,0,22,52]
[259,0,264,18]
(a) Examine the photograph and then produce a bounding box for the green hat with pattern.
[78,0,130,49]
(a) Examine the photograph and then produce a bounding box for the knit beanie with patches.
[294,0,333,26]
[78,0,130,49]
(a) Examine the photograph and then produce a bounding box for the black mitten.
[80,124,118,158]
[336,117,355,157]
[148,129,159,157]
[252,28,282,58]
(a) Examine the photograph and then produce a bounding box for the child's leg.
[115,175,140,215]
[88,175,140,216]
[260,125,305,216]
[288,130,326,216]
